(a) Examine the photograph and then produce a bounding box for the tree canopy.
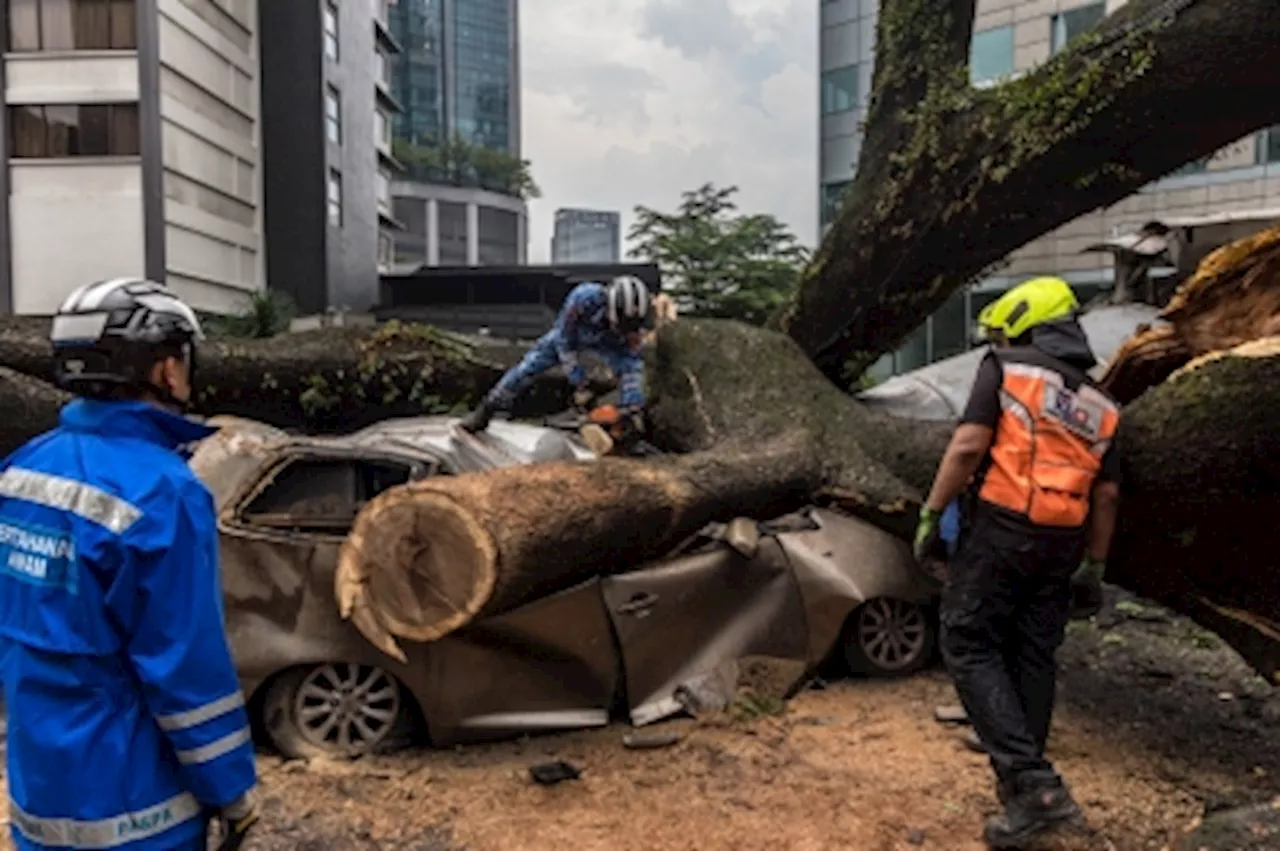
[393,133,540,201]
[629,184,810,326]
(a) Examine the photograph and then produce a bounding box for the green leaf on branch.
[628,183,810,326]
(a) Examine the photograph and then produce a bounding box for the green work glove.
[1070,556,1106,620]
[913,506,943,563]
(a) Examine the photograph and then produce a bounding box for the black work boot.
[458,400,495,433]
[983,773,1082,848]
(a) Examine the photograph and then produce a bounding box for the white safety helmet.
[51,277,204,402]
[607,275,650,333]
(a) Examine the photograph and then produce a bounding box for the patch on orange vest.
[1041,385,1104,442]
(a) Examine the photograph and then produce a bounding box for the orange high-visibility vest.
[978,351,1121,529]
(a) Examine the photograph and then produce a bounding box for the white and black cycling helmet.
[51,277,203,403]
[607,275,650,333]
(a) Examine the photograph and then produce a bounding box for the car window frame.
[225,446,434,541]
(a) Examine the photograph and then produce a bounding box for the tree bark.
[0,367,70,458]
[335,438,823,660]
[0,318,603,434]
[781,0,1280,382]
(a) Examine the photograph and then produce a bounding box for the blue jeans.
[487,337,645,410]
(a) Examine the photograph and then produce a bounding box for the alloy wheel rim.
[294,663,401,754]
[857,598,928,670]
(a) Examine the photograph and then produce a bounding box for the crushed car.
[190,415,938,759]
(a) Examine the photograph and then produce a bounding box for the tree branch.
[783,0,1280,382]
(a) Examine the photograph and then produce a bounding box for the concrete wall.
[324,0,380,311]
[390,180,528,269]
[4,51,145,312]
[8,163,146,313]
[157,0,261,313]
[258,0,325,314]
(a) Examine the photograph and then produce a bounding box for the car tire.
[261,663,414,760]
[842,597,936,677]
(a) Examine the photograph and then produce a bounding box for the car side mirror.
[724,517,760,559]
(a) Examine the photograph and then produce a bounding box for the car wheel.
[262,663,410,759]
[842,597,936,677]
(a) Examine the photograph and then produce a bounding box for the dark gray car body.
[191,415,935,747]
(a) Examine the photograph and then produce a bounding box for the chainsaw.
[544,402,661,458]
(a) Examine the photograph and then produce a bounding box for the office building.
[259,0,402,315]
[2,0,263,315]
[551,208,621,263]
[390,179,526,268]
[820,0,1280,376]
[385,0,525,269]
[388,0,520,156]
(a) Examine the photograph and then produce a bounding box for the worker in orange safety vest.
[912,276,1123,849]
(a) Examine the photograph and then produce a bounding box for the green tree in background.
[629,184,810,326]
[203,290,296,338]
[393,133,540,200]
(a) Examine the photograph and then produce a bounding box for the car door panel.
[602,537,810,726]
[421,578,619,746]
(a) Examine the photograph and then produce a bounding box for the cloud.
[520,0,817,262]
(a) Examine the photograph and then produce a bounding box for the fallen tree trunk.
[1101,226,1280,402]
[780,0,1280,382]
[334,227,1280,678]
[0,367,70,458]
[336,439,823,660]
[0,318,604,434]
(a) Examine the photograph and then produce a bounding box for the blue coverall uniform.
[0,399,257,850]
[485,281,646,411]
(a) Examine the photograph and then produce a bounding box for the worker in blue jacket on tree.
[0,279,258,850]
[459,275,652,433]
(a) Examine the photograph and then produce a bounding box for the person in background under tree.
[0,279,259,850]
[459,275,652,434]
[913,276,1121,849]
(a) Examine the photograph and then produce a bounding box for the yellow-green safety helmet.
[976,276,1079,343]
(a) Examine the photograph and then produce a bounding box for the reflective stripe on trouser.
[9,793,201,849]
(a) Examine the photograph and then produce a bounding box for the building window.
[378,231,393,268]
[322,1,338,61]
[324,86,341,144]
[7,0,137,51]
[821,65,859,115]
[1050,4,1105,54]
[8,103,140,157]
[1169,157,1209,177]
[970,26,1014,85]
[820,180,852,227]
[376,48,391,88]
[327,170,342,226]
[1259,127,1280,163]
[376,169,390,208]
[375,108,390,148]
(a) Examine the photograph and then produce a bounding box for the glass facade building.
[389,0,518,156]
[389,0,445,147]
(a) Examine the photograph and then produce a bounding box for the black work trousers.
[940,506,1083,789]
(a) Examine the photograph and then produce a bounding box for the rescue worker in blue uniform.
[459,275,652,433]
[0,279,259,850]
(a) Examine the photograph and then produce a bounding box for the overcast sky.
[520,0,818,263]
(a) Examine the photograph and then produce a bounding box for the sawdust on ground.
[3,591,1278,851]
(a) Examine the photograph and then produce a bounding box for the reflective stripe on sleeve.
[174,726,252,766]
[0,468,142,535]
[9,793,201,849]
[154,691,246,732]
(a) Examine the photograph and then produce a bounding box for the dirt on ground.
[5,588,1280,851]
